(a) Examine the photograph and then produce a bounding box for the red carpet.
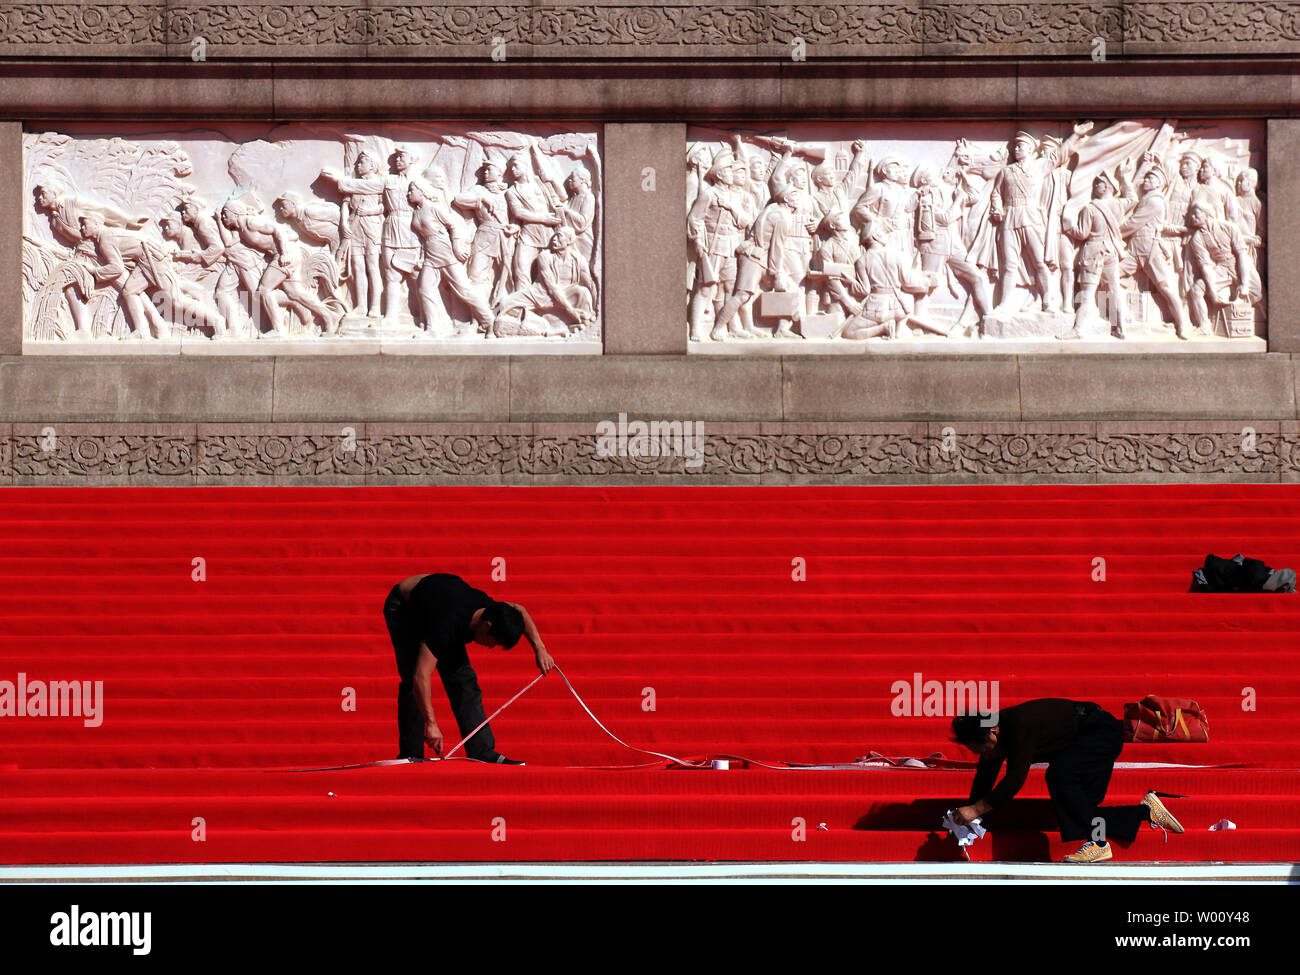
[1,484,1298,863]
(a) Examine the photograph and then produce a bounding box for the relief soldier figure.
[321,151,385,319]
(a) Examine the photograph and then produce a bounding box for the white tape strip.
[441,665,702,767]
[441,671,547,760]
[550,665,700,767]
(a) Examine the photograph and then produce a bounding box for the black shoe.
[494,755,525,766]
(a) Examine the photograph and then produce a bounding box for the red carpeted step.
[0,766,1295,863]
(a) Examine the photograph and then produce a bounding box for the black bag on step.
[1189,553,1273,593]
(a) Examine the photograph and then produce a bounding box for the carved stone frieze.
[369,433,526,477]
[0,425,1294,481]
[1096,430,1278,473]
[931,431,1099,475]
[2,4,1299,55]
[198,434,368,476]
[12,431,194,476]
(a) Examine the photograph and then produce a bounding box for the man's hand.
[509,602,554,676]
[424,722,443,756]
[953,804,981,826]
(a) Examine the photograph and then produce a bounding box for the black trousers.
[1045,706,1147,843]
[382,584,500,762]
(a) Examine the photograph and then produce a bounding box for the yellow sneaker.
[1142,791,1185,834]
[1063,840,1113,863]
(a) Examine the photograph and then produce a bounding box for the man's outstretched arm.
[954,756,1001,824]
[508,603,555,674]
[413,643,443,755]
[956,743,1032,823]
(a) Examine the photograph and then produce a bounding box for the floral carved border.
[0,425,1295,482]
[0,4,1298,55]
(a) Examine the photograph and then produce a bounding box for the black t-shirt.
[968,698,1096,810]
[407,574,494,674]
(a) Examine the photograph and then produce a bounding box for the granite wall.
[2,2,1300,483]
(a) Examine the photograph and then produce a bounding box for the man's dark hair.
[482,601,526,649]
[950,712,997,749]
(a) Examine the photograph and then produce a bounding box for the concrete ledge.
[2,354,1297,424]
[0,63,275,119]
[508,356,783,421]
[0,357,276,422]
[270,357,512,423]
[782,356,1023,422]
[1018,355,1297,420]
[1015,59,1295,115]
[0,59,1298,120]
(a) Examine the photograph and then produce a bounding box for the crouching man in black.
[949,699,1183,862]
[383,573,555,764]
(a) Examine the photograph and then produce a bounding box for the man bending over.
[383,573,555,764]
[950,698,1183,862]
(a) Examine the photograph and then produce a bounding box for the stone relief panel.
[23,123,602,353]
[687,120,1265,351]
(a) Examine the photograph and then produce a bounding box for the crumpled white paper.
[942,809,987,847]
[1208,818,1237,831]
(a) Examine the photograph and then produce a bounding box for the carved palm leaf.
[128,143,193,221]
[21,237,60,297]
[84,138,140,210]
